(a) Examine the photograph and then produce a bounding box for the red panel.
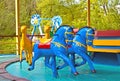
[38,42,51,49]
[95,30,120,37]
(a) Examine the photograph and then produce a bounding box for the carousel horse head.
[76,26,95,46]
[44,25,51,33]
[21,25,27,33]
[53,25,74,46]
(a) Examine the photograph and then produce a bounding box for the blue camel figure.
[56,26,96,73]
[28,25,79,78]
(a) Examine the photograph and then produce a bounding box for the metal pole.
[87,0,90,27]
[15,0,20,55]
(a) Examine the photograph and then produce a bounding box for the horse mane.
[55,25,73,33]
[77,26,94,33]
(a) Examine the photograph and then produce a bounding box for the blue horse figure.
[57,26,96,73]
[28,25,79,77]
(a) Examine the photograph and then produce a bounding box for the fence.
[0,35,44,54]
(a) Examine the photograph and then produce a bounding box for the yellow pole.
[15,0,20,55]
[87,0,90,27]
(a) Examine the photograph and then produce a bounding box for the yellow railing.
[0,35,44,54]
[0,35,18,54]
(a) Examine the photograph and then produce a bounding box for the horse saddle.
[38,40,51,49]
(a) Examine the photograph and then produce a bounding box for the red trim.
[38,42,51,49]
[95,30,120,37]
[38,40,51,49]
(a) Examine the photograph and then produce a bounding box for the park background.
[0,0,120,54]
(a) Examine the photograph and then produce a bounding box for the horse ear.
[90,28,95,34]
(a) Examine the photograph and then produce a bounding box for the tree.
[0,0,120,36]
[90,0,120,30]
[0,0,15,35]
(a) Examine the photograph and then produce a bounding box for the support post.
[15,0,20,55]
[87,0,90,27]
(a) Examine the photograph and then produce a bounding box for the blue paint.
[57,26,96,73]
[28,25,78,77]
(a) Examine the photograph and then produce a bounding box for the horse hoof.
[91,70,96,73]
[28,68,31,71]
[28,68,32,71]
[74,72,79,76]
[56,66,60,70]
[74,64,79,67]
[29,64,32,66]
[56,67,59,70]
